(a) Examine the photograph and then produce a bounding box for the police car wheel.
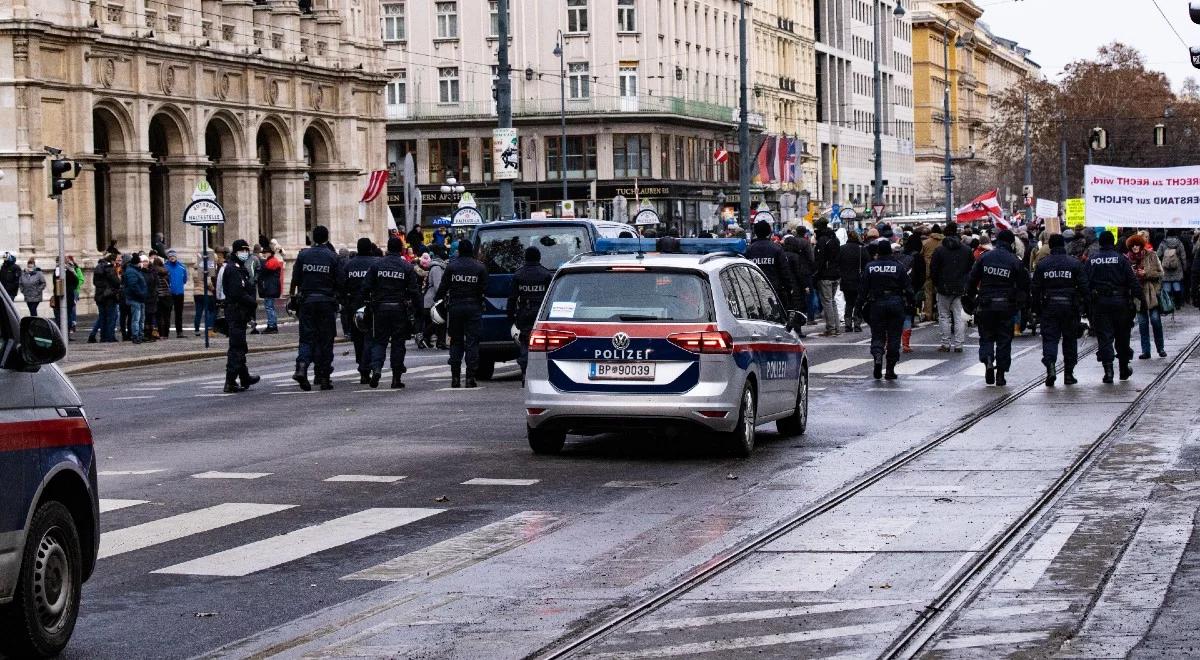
[474,358,496,381]
[720,385,757,458]
[0,501,82,658]
[528,425,566,455]
[776,370,809,437]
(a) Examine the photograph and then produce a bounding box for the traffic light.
[1090,127,1108,151]
[45,157,81,198]
[1155,123,1167,147]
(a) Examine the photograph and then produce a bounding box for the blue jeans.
[96,302,118,341]
[263,298,278,328]
[1137,308,1164,355]
[193,295,215,332]
[129,302,145,340]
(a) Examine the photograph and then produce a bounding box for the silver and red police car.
[523,238,809,456]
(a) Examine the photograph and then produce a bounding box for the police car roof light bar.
[593,238,747,256]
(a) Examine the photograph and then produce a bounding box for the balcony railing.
[397,95,757,126]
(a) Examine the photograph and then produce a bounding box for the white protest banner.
[1084,164,1200,228]
[1035,198,1058,219]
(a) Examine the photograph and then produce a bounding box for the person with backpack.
[257,246,284,333]
[930,223,973,353]
[1128,233,1167,360]
[812,220,842,336]
[1157,229,1188,309]
[836,230,869,333]
[421,247,447,350]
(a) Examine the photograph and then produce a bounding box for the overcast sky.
[975,0,1198,90]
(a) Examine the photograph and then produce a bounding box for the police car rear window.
[541,271,713,323]
[476,226,589,274]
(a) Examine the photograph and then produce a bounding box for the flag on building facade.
[359,169,389,204]
[783,138,798,184]
[955,189,1003,225]
[713,146,730,164]
[755,136,775,183]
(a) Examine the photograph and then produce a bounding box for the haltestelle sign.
[1084,165,1200,228]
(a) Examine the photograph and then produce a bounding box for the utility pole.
[738,0,750,229]
[941,26,953,226]
[496,0,514,220]
[1059,137,1067,208]
[1024,91,1033,228]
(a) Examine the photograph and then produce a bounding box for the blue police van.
[469,219,640,379]
[0,286,99,657]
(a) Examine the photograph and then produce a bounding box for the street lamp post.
[937,17,961,227]
[553,31,568,204]
[874,2,906,213]
[738,0,750,230]
[496,0,513,220]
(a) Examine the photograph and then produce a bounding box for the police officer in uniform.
[434,239,488,388]
[508,246,553,378]
[363,237,421,389]
[745,220,796,310]
[1086,230,1140,383]
[1031,233,1088,387]
[966,229,1029,386]
[341,237,379,384]
[222,239,261,393]
[857,241,914,380]
[290,225,344,391]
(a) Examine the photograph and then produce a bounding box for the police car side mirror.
[15,316,66,370]
[786,310,807,331]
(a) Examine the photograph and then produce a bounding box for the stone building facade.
[0,0,388,264]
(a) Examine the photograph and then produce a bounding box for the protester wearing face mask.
[221,239,261,393]
[18,258,47,317]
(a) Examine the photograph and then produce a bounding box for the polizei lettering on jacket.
[451,274,479,283]
[1091,256,1120,265]
[518,284,547,294]
[376,270,407,279]
[751,256,776,266]
[982,265,1012,278]
[593,348,653,360]
[347,270,369,279]
[868,264,898,274]
[1042,270,1074,279]
[303,264,332,273]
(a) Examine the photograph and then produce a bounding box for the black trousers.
[1040,306,1079,366]
[298,300,338,379]
[157,294,174,337]
[369,309,410,372]
[868,298,905,365]
[976,308,1015,371]
[1092,298,1134,365]
[447,303,482,373]
[225,314,248,379]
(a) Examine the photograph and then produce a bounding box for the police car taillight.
[529,329,576,352]
[668,330,734,354]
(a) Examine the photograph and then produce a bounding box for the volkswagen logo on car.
[611,332,631,351]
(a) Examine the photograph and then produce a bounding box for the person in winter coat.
[899,232,927,352]
[164,249,188,337]
[836,231,869,332]
[152,256,172,339]
[257,247,284,333]
[1127,233,1166,359]
[421,249,447,349]
[18,259,46,317]
[51,256,80,333]
[0,253,20,299]
[88,252,122,343]
[812,220,842,335]
[123,256,148,343]
[782,235,812,336]
[1157,229,1189,308]
[1066,228,1089,262]
[920,227,944,321]
[929,223,973,352]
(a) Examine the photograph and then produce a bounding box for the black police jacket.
[745,238,795,304]
[1086,247,1140,301]
[967,244,1029,312]
[434,255,489,305]
[341,254,378,308]
[364,253,420,311]
[222,260,257,321]
[291,244,344,303]
[858,255,915,309]
[1032,250,1089,311]
[508,263,554,328]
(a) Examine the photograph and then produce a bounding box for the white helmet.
[510,324,520,343]
[430,299,447,325]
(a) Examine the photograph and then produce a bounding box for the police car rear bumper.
[524,382,741,434]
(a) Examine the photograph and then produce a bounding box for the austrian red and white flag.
[956,189,1003,226]
[713,146,730,164]
[359,170,389,204]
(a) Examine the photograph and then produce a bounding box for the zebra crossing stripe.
[344,511,567,582]
[153,507,444,577]
[809,358,873,374]
[99,503,295,559]
[893,359,945,375]
[98,499,148,513]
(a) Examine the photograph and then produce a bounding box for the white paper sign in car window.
[549,302,577,318]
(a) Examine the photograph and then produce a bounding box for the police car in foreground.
[524,238,809,456]
[0,287,98,657]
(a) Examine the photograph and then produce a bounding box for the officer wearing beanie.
[857,240,914,380]
[221,239,261,393]
[1086,230,1140,383]
[508,246,554,378]
[745,219,795,309]
[341,237,380,383]
[363,237,421,389]
[966,229,1029,386]
[1032,233,1089,387]
[434,239,488,388]
[290,225,344,391]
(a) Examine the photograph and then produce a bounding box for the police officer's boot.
[1102,363,1115,384]
[984,360,995,385]
[239,367,260,390]
[465,371,478,389]
[995,369,1007,387]
[293,362,312,391]
[884,360,898,380]
[1043,361,1056,387]
[223,374,240,394]
[1119,361,1133,381]
[369,368,382,389]
[391,373,405,389]
[359,371,370,385]
[872,357,883,380]
[451,366,461,389]
[319,375,334,391]
[1064,363,1078,385]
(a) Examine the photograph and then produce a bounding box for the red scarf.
[1128,248,1147,282]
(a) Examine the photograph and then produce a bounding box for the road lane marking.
[125,387,165,391]
[809,358,872,374]
[113,396,156,400]
[153,507,443,576]
[195,393,235,398]
[99,469,165,476]
[98,499,149,513]
[192,471,272,480]
[629,599,921,633]
[603,481,677,488]
[893,359,944,375]
[585,621,900,658]
[461,478,539,486]
[996,519,1082,590]
[324,475,407,483]
[934,631,1047,650]
[867,388,914,392]
[344,511,567,582]
[99,503,295,559]
[962,601,1072,620]
[723,552,874,592]
[961,363,986,376]
[437,387,486,391]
